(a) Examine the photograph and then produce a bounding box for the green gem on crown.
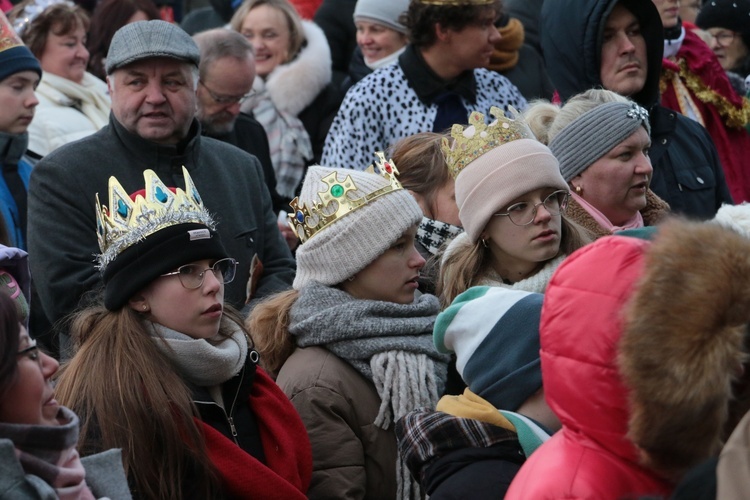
[330,184,344,197]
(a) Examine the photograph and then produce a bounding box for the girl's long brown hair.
[55,304,224,499]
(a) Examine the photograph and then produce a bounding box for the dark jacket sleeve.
[240,153,296,306]
[27,156,103,328]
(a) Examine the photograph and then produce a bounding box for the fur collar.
[566,189,671,240]
[259,20,332,116]
[619,219,750,478]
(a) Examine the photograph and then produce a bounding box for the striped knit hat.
[434,286,544,411]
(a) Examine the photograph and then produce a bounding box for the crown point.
[443,107,535,179]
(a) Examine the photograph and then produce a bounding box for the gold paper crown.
[442,106,534,178]
[288,152,403,243]
[95,167,215,270]
[416,0,495,5]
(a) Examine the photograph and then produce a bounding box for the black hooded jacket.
[541,0,732,219]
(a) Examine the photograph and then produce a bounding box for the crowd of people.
[1,0,750,498]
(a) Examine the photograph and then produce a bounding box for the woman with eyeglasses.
[0,251,131,499]
[437,108,589,309]
[229,0,342,199]
[525,89,671,241]
[54,168,312,500]
[697,0,750,93]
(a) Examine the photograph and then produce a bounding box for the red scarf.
[197,369,312,499]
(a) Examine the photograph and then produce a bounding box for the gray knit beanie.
[106,20,200,74]
[548,101,651,182]
[353,0,409,33]
[293,166,423,289]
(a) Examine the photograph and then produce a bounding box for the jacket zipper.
[194,364,246,447]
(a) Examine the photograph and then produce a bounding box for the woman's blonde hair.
[245,289,299,377]
[524,88,630,145]
[230,0,306,64]
[437,217,589,308]
[55,302,249,499]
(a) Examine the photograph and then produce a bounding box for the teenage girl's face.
[0,326,60,426]
[134,258,225,339]
[481,187,563,281]
[341,225,425,304]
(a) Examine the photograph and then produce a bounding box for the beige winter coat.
[276,346,398,500]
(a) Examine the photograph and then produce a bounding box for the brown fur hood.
[619,218,750,479]
[567,189,671,240]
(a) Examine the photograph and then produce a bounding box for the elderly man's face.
[108,57,196,145]
[600,3,648,97]
[196,55,255,136]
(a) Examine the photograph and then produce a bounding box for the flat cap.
[106,20,200,74]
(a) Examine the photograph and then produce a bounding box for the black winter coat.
[540,0,732,219]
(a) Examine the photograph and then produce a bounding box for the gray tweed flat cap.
[106,20,200,74]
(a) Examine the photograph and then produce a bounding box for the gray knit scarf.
[147,318,248,387]
[289,282,449,499]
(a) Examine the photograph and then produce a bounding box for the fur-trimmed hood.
[542,218,750,484]
[620,218,750,478]
[251,20,333,117]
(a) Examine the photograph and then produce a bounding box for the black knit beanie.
[102,222,228,310]
[697,0,750,49]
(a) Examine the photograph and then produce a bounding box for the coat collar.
[398,44,477,107]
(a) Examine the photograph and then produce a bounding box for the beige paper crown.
[95,167,215,270]
[442,106,535,178]
[288,152,404,243]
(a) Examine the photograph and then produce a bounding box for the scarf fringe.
[371,351,440,500]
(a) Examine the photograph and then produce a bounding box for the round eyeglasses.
[199,80,255,105]
[160,258,238,289]
[708,30,737,48]
[493,190,570,226]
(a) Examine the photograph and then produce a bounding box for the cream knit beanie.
[293,166,423,289]
[455,139,568,242]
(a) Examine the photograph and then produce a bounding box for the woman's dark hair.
[87,0,160,80]
[0,292,21,401]
[401,0,502,48]
[20,2,91,60]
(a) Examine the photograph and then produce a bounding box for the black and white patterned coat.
[321,63,527,170]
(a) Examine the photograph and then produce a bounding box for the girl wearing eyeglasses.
[437,109,589,310]
[54,169,312,500]
[525,89,670,242]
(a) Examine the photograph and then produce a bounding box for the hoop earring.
[481,238,488,249]
[574,185,583,195]
[142,304,148,311]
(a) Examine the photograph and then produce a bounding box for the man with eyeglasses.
[27,20,296,357]
[193,28,290,218]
